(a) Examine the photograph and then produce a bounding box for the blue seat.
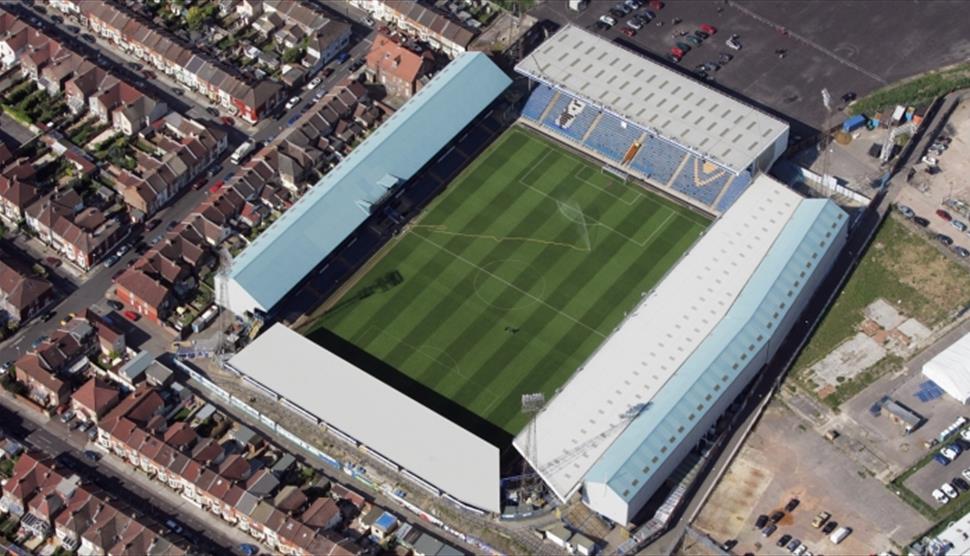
[670,156,732,206]
[629,136,688,185]
[715,172,753,213]
[583,113,643,161]
[542,94,600,142]
[521,85,555,121]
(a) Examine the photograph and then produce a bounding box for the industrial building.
[922,332,970,404]
[217,52,511,316]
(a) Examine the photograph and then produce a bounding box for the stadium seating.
[670,157,732,206]
[543,100,599,142]
[629,136,688,185]
[715,171,754,213]
[583,112,644,161]
[522,85,556,122]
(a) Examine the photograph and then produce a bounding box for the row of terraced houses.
[50,0,284,123]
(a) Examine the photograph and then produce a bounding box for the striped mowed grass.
[302,128,709,434]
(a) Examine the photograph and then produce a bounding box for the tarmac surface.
[528,0,970,134]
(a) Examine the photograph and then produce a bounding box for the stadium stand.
[583,112,644,162]
[515,25,790,215]
[715,172,754,213]
[630,136,688,186]
[522,84,556,122]
[669,157,732,206]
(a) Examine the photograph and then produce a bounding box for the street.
[0,394,250,554]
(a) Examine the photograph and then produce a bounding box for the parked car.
[913,216,930,227]
[954,246,970,258]
[671,47,686,58]
[961,467,970,482]
[41,311,56,322]
[165,519,183,534]
[776,534,792,548]
[943,444,962,460]
[954,477,970,491]
[786,538,800,552]
[685,34,702,46]
[785,498,799,512]
[667,53,682,63]
[620,27,636,37]
[221,116,234,126]
[726,34,742,50]
[31,335,48,350]
[336,52,350,63]
[285,96,301,110]
[937,209,953,221]
[626,16,644,29]
[896,205,915,218]
[78,421,93,433]
[821,520,838,534]
[829,526,852,544]
[59,409,76,423]
[954,220,968,232]
[700,23,717,35]
[122,310,139,321]
[305,76,323,90]
[59,312,75,326]
[599,15,617,28]
[239,545,259,556]
[761,523,777,537]
[942,482,959,499]
[811,511,830,528]
[769,510,784,522]
[755,514,769,528]
[937,453,953,465]
[676,41,692,52]
[793,545,807,556]
[937,234,954,246]
[694,30,710,40]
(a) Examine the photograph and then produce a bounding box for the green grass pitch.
[301,128,710,434]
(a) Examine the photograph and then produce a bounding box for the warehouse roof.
[227,324,501,513]
[514,175,844,500]
[922,332,970,403]
[515,25,788,174]
[223,52,511,314]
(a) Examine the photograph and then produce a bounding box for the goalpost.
[601,164,630,184]
[556,200,593,252]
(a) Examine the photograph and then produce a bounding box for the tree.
[185,5,211,30]
[281,46,305,64]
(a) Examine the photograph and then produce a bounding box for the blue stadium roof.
[225,53,511,314]
[584,197,847,501]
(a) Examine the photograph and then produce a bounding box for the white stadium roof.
[228,324,501,512]
[515,24,789,175]
[922,332,970,404]
[515,175,805,500]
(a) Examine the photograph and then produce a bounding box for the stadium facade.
[222,28,851,524]
[217,52,512,316]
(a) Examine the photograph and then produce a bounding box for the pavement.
[527,0,970,133]
[0,391,249,555]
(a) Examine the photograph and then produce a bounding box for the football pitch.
[301,128,709,434]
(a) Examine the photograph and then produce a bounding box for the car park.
[776,534,792,547]
[821,521,838,534]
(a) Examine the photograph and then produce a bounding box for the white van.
[830,526,852,544]
[230,141,255,164]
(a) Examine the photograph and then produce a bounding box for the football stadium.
[222,25,849,523]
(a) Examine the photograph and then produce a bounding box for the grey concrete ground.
[694,403,931,555]
[528,0,970,132]
[905,447,970,509]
